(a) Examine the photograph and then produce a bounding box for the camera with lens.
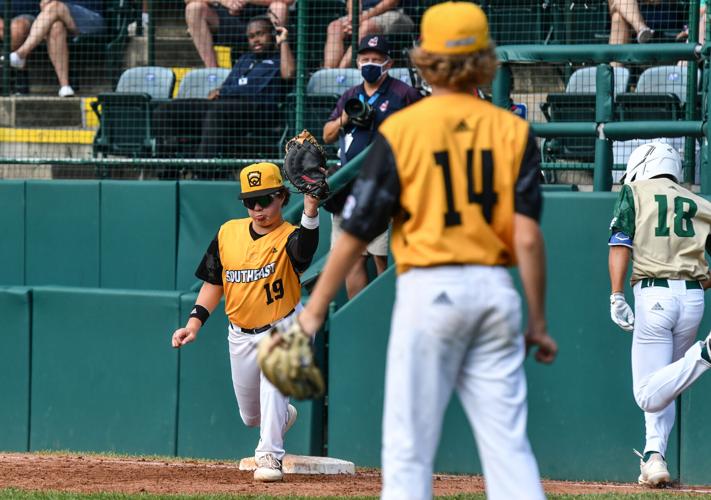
[344,97,375,129]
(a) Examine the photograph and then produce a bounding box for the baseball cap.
[239,162,284,199]
[420,2,490,55]
[357,35,390,58]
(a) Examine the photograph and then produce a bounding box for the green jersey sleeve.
[610,184,636,239]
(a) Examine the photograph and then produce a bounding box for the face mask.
[360,62,387,83]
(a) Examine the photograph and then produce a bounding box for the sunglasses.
[243,192,279,210]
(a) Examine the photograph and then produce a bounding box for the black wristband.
[189,304,210,325]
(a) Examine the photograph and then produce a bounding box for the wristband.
[301,210,319,229]
[189,304,210,325]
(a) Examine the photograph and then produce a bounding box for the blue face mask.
[361,62,386,83]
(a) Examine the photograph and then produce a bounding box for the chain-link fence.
[0,0,704,183]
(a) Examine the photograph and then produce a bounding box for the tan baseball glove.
[257,316,325,400]
[282,130,329,200]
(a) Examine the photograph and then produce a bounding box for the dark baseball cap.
[357,35,390,58]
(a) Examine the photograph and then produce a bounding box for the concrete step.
[238,454,355,475]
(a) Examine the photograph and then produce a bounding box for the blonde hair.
[410,45,497,92]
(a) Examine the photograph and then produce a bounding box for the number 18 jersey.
[610,178,711,284]
[339,93,543,275]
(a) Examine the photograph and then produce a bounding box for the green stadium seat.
[551,0,609,45]
[484,0,549,45]
[616,66,691,121]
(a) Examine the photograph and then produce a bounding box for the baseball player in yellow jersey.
[171,162,320,483]
[608,142,711,487]
[292,3,557,499]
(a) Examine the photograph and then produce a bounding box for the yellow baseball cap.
[239,162,284,199]
[420,2,490,55]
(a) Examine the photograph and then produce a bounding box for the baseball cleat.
[254,453,283,482]
[284,404,298,436]
[636,451,671,487]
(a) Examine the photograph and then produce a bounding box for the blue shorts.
[67,3,105,35]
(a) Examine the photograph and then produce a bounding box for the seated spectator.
[322,35,420,297]
[198,15,293,158]
[324,0,413,69]
[185,0,292,68]
[0,0,37,51]
[608,0,684,46]
[6,0,105,96]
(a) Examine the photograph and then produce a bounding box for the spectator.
[198,15,293,159]
[322,35,420,298]
[608,0,684,46]
[0,0,37,51]
[324,0,413,69]
[6,0,105,96]
[185,0,292,68]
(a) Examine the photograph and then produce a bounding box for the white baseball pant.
[227,309,299,460]
[632,279,710,456]
[381,265,545,500]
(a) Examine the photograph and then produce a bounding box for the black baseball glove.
[283,130,329,200]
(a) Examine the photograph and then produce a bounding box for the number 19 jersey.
[340,93,543,275]
[610,178,711,284]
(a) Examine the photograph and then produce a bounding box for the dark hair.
[279,188,290,207]
[247,15,274,33]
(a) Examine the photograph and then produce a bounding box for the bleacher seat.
[176,68,230,99]
[540,67,630,163]
[616,66,690,121]
[306,69,361,95]
[388,68,416,87]
[554,0,609,45]
[485,0,548,45]
[92,67,176,158]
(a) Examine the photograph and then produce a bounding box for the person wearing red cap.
[296,2,555,499]
[171,162,320,483]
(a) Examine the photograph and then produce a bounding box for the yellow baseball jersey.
[197,218,303,329]
[340,93,542,274]
[610,178,711,284]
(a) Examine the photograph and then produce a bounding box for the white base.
[239,454,355,475]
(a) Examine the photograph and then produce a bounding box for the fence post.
[684,0,700,183]
[492,64,512,110]
[593,63,613,191]
[294,0,307,132]
[147,0,155,66]
[2,0,11,96]
[351,0,359,68]
[704,7,711,193]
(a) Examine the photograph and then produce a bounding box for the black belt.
[233,308,296,334]
[639,278,702,290]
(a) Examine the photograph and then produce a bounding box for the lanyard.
[359,91,380,106]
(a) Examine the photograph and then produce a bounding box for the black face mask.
[361,63,386,83]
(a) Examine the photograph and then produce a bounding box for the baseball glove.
[283,130,329,200]
[257,316,325,400]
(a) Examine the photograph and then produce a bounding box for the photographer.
[323,35,421,298]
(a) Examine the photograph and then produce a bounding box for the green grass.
[0,490,707,500]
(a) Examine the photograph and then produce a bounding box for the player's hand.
[525,328,557,364]
[172,327,197,348]
[610,292,634,332]
[303,194,319,217]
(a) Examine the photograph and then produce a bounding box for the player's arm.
[514,131,556,364]
[286,195,320,273]
[300,132,400,335]
[172,235,225,348]
[607,185,636,331]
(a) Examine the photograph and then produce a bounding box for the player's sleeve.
[514,130,543,221]
[286,226,319,274]
[195,233,224,285]
[609,184,636,240]
[340,132,401,241]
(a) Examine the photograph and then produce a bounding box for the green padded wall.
[0,287,31,451]
[525,192,678,482]
[25,181,100,287]
[177,182,247,290]
[0,182,25,285]
[100,181,177,290]
[327,193,679,480]
[176,293,318,459]
[30,287,181,455]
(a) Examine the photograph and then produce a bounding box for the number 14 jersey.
[610,177,711,285]
[339,93,543,275]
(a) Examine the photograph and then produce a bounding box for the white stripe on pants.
[632,280,710,455]
[381,266,544,500]
[227,309,298,460]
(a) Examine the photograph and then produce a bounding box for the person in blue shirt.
[198,15,294,159]
[324,0,413,69]
[6,0,105,96]
[322,34,420,297]
[0,0,37,52]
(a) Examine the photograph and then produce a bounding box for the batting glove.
[610,292,634,332]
